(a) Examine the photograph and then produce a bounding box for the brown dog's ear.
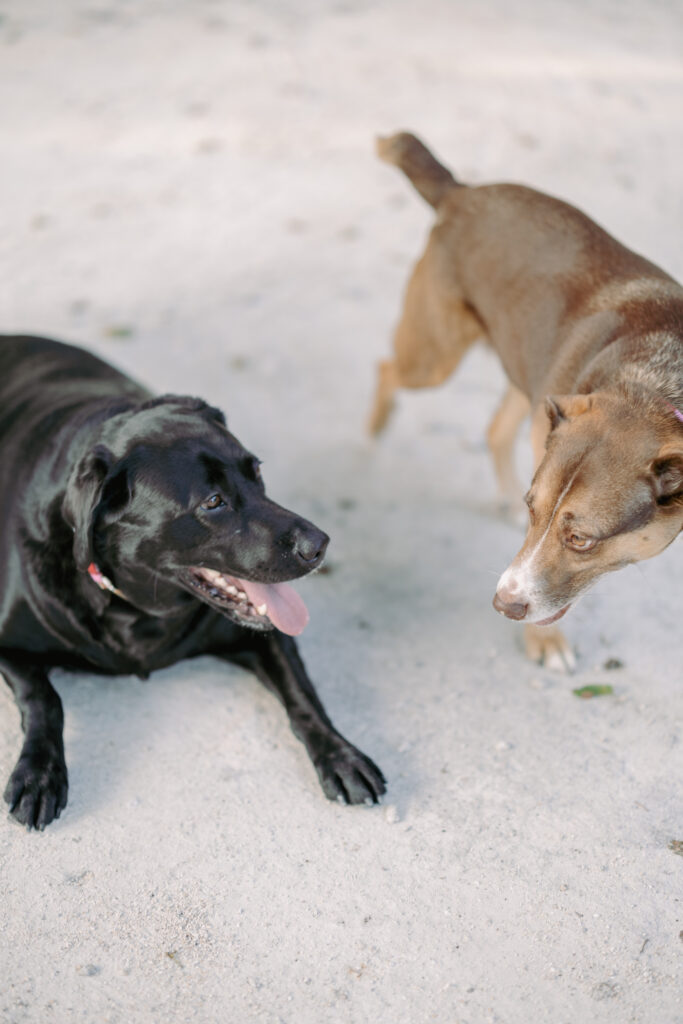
[545,394,593,430]
[61,445,114,570]
[652,447,683,502]
[545,396,566,431]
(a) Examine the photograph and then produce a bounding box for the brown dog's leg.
[524,623,576,673]
[368,359,400,435]
[486,384,530,512]
[521,401,576,672]
[369,239,484,434]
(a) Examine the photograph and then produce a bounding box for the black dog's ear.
[181,397,227,429]
[205,404,227,428]
[62,445,114,570]
[139,394,227,428]
[192,399,226,428]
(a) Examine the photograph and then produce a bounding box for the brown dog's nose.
[493,591,528,620]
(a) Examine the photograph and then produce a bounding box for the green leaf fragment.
[104,324,134,338]
[572,684,614,699]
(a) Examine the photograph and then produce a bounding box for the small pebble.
[603,657,624,670]
[384,804,399,824]
[76,964,101,977]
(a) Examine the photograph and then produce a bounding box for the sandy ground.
[1,1,682,1021]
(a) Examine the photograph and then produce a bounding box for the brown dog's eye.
[201,494,225,511]
[566,533,596,552]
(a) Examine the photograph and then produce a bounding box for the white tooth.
[237,590,247,601]
[226,585,238,595]
[256,603,267,615]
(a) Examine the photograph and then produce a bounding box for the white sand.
[0,2,682,1021]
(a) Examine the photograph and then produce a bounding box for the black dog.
[0,336,385,829]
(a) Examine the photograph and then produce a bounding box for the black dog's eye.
[201,494,225,511]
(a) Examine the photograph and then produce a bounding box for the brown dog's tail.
[376,132,461,208]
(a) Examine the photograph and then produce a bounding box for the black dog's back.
[0,335,147,448]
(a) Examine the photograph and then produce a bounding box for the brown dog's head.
[494,392,683,624]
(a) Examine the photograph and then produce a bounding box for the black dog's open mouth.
[183,567,309,636]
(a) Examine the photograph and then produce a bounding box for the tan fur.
[487,384,530,508]
[372,132,683,670]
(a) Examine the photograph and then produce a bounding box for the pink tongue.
[239,579,310,636]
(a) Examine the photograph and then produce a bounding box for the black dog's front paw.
[314,740,386,805]
[4,744,68,830]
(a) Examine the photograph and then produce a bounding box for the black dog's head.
[62,396,328,634]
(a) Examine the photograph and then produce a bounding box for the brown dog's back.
[377,132,678,405]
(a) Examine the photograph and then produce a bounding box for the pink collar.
[87,562,126,599]
[665,400,683,424]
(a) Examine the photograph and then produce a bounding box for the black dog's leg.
[1,655,68,829]
[219,632,386,805]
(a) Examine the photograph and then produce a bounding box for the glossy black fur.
[0,336,385,828]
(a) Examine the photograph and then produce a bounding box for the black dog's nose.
[292,525,329,566]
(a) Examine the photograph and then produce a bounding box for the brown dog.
[370,132,683,671]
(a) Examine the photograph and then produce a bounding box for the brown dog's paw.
[524,623,576,674]
[314,741,386,805]
[4,744,68,830]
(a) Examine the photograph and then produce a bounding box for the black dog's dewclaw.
[0,334,385,828]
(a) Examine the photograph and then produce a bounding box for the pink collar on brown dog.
[666,401,683,424]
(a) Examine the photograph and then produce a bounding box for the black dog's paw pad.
[4,753,68,830]
[315,745,386,806]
